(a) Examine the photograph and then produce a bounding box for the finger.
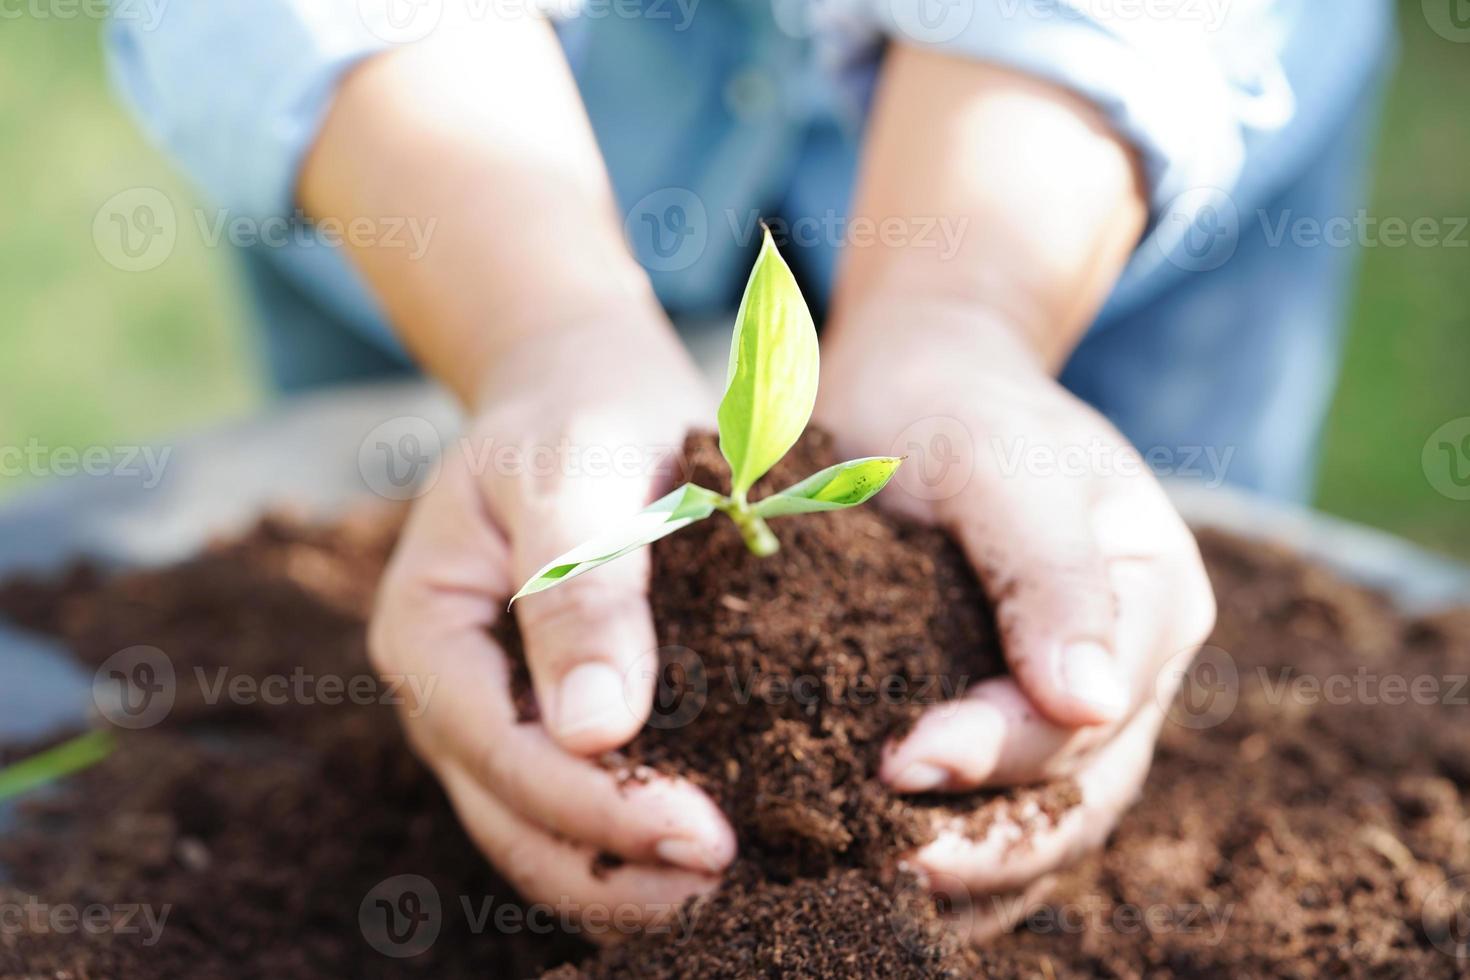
[881,677,1108,793]
[883,495,1211,793]
[909,706,1162,896]
[491,427,665,756]
[949,464,1126,727]
[413,654,735,874]
[1090,484,1218,685]
[372,453,735,873]
[437,762,721,944]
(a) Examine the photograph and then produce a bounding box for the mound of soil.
[0,432,1467,978]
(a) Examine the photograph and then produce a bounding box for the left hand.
[816,302,1217,944]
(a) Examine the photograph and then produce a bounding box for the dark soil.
[497,433,1060,882]
[1,432,1467,978]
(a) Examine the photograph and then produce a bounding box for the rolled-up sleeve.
[105,2,391,222]
[831,0,1299,217]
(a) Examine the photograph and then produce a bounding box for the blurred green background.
[0,3,1465,557]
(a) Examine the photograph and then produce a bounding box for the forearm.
[830,44,1147,373]
[298,20,660,405]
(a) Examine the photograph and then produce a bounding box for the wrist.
[470,300,690,413]
[825,293,1050,381]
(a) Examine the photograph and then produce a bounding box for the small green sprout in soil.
[0,729,115,803]
[512,228,902,602]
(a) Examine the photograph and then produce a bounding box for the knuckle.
[477,738,516,795]
[519,580,645,648]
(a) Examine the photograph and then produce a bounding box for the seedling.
[512,228,902,602]
[0,729,115,803]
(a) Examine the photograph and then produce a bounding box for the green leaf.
[0,730,115,803]
[717,226,820,498]
[509,484,723,604]
[752,457,904,519]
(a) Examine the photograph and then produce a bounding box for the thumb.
[502,451,662,756]
[951,474,1127,728]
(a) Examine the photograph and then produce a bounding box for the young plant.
[0,729,115,803]
[511,228,902,603]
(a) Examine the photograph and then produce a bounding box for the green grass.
[0,13,259,494]
[1316,1,1470,559]
[0,3,1465,559]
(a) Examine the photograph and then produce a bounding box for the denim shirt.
[104,0,1395,499]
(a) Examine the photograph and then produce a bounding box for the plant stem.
[719,495,780,557]
[0,729,115,803]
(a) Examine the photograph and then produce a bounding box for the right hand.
[368,315,736,940]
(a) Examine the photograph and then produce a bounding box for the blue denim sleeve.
[838,0,1301,214]
[104,1,391,222]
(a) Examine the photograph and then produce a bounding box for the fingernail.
[891,762,950,793]
[655,838,726,874]
[554,662,629,742]
[1058,641,1128,721]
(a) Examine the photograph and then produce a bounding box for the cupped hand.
[368,317,735,940]
[816,303,1217,943]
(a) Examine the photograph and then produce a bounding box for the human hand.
[817,302,1217,943]
[368,316,736,938]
